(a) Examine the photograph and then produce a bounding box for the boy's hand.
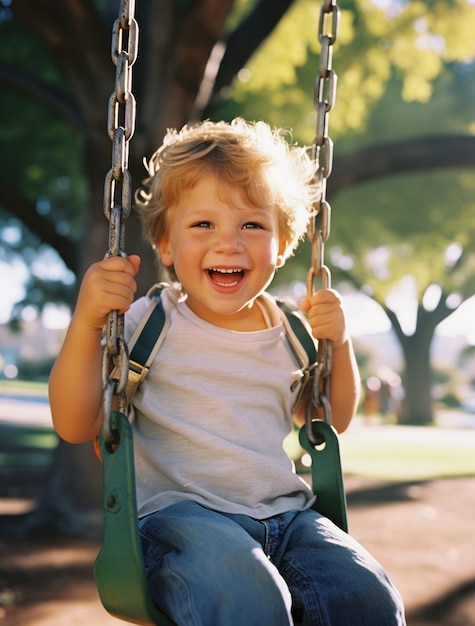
[300,289,348,348]
[75,255,141,331]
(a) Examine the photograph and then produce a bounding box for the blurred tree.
[329,167,475,424]
[272,55,475,425]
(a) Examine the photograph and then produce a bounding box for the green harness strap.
[125,287,317,409]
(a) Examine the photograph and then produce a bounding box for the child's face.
[158,173,286,330]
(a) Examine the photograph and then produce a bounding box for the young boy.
[49,118,405,625]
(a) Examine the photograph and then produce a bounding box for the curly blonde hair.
[135,118,320,262]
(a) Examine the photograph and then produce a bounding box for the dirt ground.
[1,474,474,626]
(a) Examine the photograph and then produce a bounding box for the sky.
[345,291,475,343]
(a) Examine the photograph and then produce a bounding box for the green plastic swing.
[95,1,347,624]
[95,411,174,626]
[94,412,347,626]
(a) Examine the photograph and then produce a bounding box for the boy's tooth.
[211,268,239,273]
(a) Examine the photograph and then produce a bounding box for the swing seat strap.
[125,287,169,405]
[125,287,318,406]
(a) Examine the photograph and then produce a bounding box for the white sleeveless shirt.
[125,286,315,519]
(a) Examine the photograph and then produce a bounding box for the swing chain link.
[101,0,138,444]
[306,0,340,441]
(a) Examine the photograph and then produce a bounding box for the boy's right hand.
[75,255,141,331]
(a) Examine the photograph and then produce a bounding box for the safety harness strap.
[125,287,317,405]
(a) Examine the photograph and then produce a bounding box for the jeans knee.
[138,504,293,626]
[329,565,406,626]
[190,544,293,624]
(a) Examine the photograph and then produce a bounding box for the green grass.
[0,423,58,468]
[339,437,475,481]
[0,379,48,397]
[287,423,475,481]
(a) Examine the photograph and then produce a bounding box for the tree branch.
[207,0,295,109]
[173,0,235,121]
[0,65,83,130]
[381,304,405,342]
[331,135,475,194]
[12,0,111,125]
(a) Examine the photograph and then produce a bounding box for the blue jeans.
[139,502,406,626]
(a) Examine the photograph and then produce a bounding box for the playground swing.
[94,1,346,625]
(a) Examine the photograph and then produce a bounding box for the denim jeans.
[139,501,406,626]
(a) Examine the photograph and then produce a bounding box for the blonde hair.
[135,118,320,261]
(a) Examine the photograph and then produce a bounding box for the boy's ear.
[157,237,173,267]
[277,237,289,266]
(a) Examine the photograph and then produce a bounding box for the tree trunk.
[24,442,104,538]
[399,333,434,425]
[385,299,454,425]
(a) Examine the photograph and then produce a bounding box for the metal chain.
[101,0,138,444]
[306,0,340,440]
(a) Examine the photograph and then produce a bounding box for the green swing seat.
[94,411,175,626]
[94,410,347,626]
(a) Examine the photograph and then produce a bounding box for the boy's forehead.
[178,176,245,204]
[177,171,234,195]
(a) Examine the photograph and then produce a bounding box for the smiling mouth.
[208,267,245,287]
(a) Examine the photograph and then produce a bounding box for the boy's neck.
[185,297,269,332]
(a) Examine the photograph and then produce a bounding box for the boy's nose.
[213,229,244,253]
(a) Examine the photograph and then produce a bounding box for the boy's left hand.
[300,289,348,348]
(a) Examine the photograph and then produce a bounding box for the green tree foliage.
[326,58,475,424]
[329,166,475,423]
[225,0,475,140]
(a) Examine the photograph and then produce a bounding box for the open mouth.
[208,267,245,287]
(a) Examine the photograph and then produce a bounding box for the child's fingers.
[101,254,140,275]
[300,289,347,344]
[76,257,140,328]
[127,254,141,274]
[299,288,341,314]
[299,297,311,313]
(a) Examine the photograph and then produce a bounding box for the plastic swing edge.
[94,410,175,626]
[299,421,348,533]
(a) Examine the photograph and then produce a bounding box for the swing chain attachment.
[101,0,138,444]
[306,0,340,442]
